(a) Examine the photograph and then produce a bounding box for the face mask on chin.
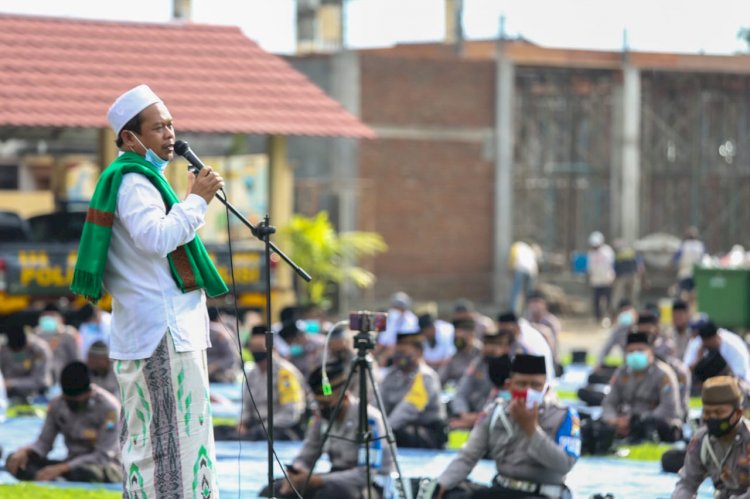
[130,132,170,172]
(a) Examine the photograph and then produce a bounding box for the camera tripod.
[302,327,413,499]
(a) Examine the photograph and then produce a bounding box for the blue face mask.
[39,316,59,333]
[290,344,304,357]
[626,351,650,371]
[130,132,170,172]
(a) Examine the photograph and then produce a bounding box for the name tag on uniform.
[82,428,98,440]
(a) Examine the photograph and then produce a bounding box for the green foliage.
[0,483,120,498]
[279,212,387,308]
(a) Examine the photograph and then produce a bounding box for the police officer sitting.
[5,361,122,483]
[584,331,682,454]
[86,340,119,396]
[380,329,446,449]
[0,324,53,401]
[435,353,580,499]
[261,362,393,499]
[240,325,307,441]
[450,329,513,430]
[672,376,750,498]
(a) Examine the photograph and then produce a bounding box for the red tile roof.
[0,14,374,138]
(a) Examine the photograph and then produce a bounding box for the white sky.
[0,0,748,55]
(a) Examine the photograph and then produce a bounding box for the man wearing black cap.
[599,331,682,446]
[450,329,513,430]
[665,300,692,359]
[635,311,691,422]
[0,324,53,400]
[240,325,307,440]
[439,319,482,386]
[262,362,393,498]
[86,340,119,396]
[684,318,750,384]
[436,354,580,499]
[379,329,446,449]
[34,303,81,383]
[672,376,750,498]
[497,311,555,382]
[5,361,122,483]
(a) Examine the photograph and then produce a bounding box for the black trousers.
[393,422,446,449]
[6,451,122,483]
[259,477,380,499]
[592,286,612,321]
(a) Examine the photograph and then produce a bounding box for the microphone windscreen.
[174,140,189,156]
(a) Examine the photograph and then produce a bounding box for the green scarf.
[71,151,228,302]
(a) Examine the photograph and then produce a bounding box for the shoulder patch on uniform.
[556,407,582,459]
[277,368,302,405]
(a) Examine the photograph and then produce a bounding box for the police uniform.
[673,376,750,499]
[242,355,307,440]
[0,331,53,399]
[206,320,240,383]
[90,368,119,397]
[602,358,683,439]
[380,360,446,449]
[35,326,80,383]
[6,364,122,483]
[451,357,496,417]
[439,340,482,386]
[437,354,580,499]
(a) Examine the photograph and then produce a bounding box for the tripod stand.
[301,327,413,499]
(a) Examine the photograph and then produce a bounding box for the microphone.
[174,140,205,174]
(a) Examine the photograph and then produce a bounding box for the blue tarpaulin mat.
[0,416,715,498]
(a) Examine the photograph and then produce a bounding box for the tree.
[279,211,387,309]
[739,27,750,50]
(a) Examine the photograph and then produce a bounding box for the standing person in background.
[508,240,540,316]
[70,84,227,498]
[587,231,615,327]
[611,238,645,309]
[673,226,706,303]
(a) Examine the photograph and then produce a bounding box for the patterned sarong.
[115,331,219,498]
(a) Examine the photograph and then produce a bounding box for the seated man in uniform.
[239,325,307,441]
[86,340,119,396]
[695,350,750,416]
[0,324,53,401]
[34,303,81,383]
[206,307,241,383]
[586,332,682,453]
[380,329,446,449]
[261,362,393,499]
[435,354,580,499]
[672,376,750,499]
[5,361,122,483]
[439,319,482,386]
[450,329,513,430]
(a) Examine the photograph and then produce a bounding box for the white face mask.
[525,385,547,409]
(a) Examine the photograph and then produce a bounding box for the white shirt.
[511,241,538,276]
[102,172,210,360]
[378,309,419,347]
[588,244,616,286]
[517,318,556,382]
[683,329,750,383]
[676,239,705,279]
[422,320,456,364]
[79,311,112,357]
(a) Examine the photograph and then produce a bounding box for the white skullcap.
[107,84,162,136]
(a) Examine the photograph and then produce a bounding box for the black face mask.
[454,337,467,351]
[65,398,89,413]
[486,354,512,388]
[6,330,27,351]
[251,351,268,363]
[706,412,740,438]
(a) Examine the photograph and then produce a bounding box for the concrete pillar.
[331,50,360,313]
[621,65,641,243]
[98,127,117,170]
[609,85,623,239]
[493,52,515,306]
[268,134,296,311]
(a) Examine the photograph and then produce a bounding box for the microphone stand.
[209,186,310,498]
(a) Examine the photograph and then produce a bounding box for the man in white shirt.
[419,313,456,371]
[508,240,540,315]
[673,226,706,300]
[497,312,556,382]
[684,319,750,384]
[587,231,615,325]
[375,291,418,366]
[71,84,225,498]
